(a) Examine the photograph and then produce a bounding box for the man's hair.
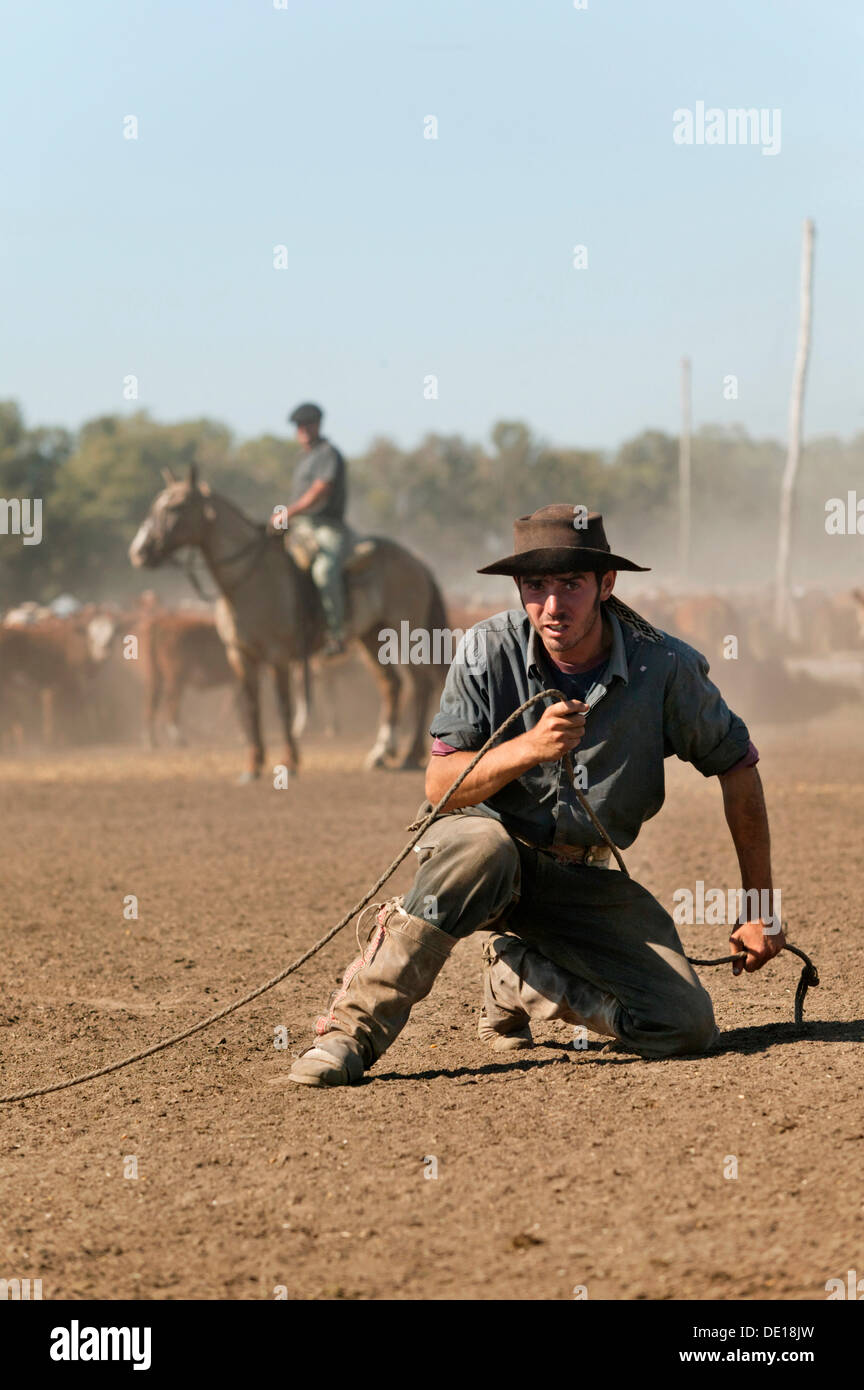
[516,567,610,590]
[514,570,664,641]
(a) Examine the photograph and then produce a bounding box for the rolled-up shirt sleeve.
[719,739,760,776]
[428,629,491,752]
[309,445,338,486]
[663,641,751,777]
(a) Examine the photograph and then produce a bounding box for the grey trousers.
[402,811,717,1058]
[292,518,352,636]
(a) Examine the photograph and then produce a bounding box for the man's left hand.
[729,918,785,975]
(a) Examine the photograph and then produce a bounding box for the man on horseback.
[288,504,782,1088]
[272,402,351,657]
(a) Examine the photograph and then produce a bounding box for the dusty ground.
[1,710,862,1302]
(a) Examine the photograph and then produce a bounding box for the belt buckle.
[550,843,587,866]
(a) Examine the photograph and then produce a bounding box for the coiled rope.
[0,689,817,1103]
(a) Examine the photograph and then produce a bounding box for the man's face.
[296,422,320,447]
[519,570,615,656]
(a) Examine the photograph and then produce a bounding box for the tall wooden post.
[678,355,691,583]
[774,218,815,633]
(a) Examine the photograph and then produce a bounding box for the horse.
[129,465,448,779]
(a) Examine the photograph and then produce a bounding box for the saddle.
[286,528,378,576]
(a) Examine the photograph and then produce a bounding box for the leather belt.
[514,836,611,868]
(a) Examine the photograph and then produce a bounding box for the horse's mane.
[207,487,263,531]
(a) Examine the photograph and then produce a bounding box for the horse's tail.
[425,572,451,672]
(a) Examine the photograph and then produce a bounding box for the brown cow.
[134,610,234,747]
[0,609,116,747]
[790,588,862,654]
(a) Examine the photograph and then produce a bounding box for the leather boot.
[477,936,534,1051]
[478,932,622,1051]
[289,899,456,1087]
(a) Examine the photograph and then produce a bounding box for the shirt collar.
[526,608,630,688]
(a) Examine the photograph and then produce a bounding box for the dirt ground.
[1,709,862,1302]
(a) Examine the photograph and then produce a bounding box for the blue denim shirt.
[429,607,751,850]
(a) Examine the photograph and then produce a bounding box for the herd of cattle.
[1,585,862,754]
[0,595,233,752]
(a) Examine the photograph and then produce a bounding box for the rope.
[0,690,558,1103]
[604,594,664,644]
[0,689,817,1103]
[687,944,818,1025]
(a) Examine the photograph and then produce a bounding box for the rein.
[168,526,269,603]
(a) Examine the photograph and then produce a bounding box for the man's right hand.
[266,506,290,537]
[522,699,588,763]
[425,698,588,809]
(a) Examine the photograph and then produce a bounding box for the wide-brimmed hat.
[477,504,649,576]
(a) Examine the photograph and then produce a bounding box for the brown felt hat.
[477,503,650,576]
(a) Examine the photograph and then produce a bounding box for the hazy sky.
[3,0,861,454]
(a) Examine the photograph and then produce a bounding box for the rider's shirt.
[429,608,752,851]
[290,439,347,523]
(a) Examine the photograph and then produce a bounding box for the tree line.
[0,399,860,605]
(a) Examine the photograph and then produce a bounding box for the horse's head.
[129,464,215,569]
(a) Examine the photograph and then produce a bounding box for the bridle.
[161,511,270,603]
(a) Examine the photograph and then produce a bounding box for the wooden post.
[678,355,691,583]
[774,218,815,633]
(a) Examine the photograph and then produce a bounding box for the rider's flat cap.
[289,402,324,426]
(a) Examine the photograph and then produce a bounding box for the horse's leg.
[232,658,265,782]
[41,688,54,747]
[399,668,437,771]
[314,659,340,737]
[291,666,308,740]
[323,681,340,737]
[325,679,340,737]
[272,662,299,777]
[163,675,186,746]
[358,633,400,769]
[146,665,162,748]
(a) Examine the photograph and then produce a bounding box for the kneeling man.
[290,504,782,1087]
